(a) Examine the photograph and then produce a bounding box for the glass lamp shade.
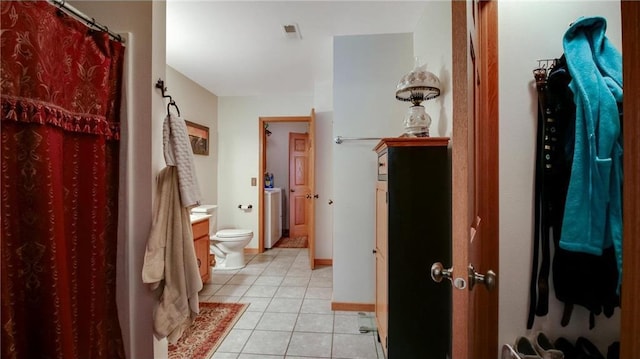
[403,105,431,137]
[396,58,441,137]
[395,61,441,105]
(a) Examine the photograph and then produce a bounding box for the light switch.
[251,177,257,186]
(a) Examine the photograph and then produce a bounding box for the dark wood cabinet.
[374,137,451,359]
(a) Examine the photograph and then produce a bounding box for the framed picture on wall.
[185,120,209,156]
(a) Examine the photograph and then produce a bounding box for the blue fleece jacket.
[560,17,623,289]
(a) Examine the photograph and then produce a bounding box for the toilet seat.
[214,229,253,240]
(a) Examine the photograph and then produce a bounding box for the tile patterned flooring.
[202,248,384,359]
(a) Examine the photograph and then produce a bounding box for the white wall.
[217,95,313,249]
[499,1,621,352]
[413,1,453,138]
[166,65,219,205]
[332,33,413,304]
[69,1,166,358]
[265,122,310,231]
[312,79,334,261]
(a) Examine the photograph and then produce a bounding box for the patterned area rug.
[273,236,308,248]
[168,302,248,359]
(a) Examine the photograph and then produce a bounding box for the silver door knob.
[468,263,496,291]
[430,262,453,283]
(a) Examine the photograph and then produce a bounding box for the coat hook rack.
[155,78,181,117]
[535,58,557,70]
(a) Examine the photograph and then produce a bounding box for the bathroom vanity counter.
[190,213,211,224]
[191,215,211,283]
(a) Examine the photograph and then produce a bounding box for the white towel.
[163,113,202,208]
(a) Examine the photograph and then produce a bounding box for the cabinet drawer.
[377,152,388,178]
[192,219,209,239]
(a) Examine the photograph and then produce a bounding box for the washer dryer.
[264,188,282,248]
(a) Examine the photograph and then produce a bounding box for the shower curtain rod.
[50,0,125,43]
[334,136,382,144]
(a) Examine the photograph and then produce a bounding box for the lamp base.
[403,127,430,137]
[403,105,431,137]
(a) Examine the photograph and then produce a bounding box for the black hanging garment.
[527,56,619,330]
[527,58,573,329]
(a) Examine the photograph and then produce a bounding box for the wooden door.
[620,2,640,357]
[289,133,310,239]
[451,1,499,359]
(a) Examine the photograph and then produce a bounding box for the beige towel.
[163,113,202,208]
[142,166,203,343]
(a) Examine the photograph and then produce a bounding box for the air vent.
[282,23,301,39]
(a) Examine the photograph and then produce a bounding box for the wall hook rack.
[155,78,181,117]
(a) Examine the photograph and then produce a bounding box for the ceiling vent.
[282,23,301,40]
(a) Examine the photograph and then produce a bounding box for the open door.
[620,2,640,357]
[441,3,638,358]
[450,1,499,358]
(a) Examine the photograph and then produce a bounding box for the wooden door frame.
[258,115,313,254]
[620,2,639,357]
[451,1,499,358]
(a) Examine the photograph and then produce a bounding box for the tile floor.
[201,248,385,359]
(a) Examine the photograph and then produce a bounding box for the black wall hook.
[155,79,181,117]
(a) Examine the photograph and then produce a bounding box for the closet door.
[620,2,640,357]
[449,1,499,359]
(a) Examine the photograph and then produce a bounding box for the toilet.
[191,204,254,270]
[210,229,253,270]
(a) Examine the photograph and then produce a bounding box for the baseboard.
[331,302,375,312]
[314,258,332,266]
[244,248,259,254]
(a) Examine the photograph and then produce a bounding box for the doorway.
[258,110,317,269]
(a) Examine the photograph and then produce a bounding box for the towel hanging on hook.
[155,78,181,117]
[167,100,181,118]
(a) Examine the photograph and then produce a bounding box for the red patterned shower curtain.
[1,2,125,358]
